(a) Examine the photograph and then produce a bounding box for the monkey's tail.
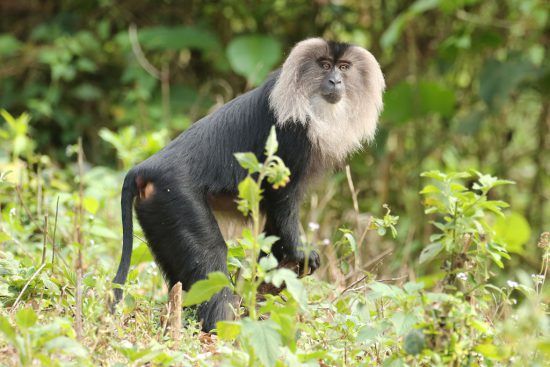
[111,171,137,310]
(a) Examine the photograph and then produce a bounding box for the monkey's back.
[129,72,303,194]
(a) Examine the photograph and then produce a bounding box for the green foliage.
[2,111,543,365]
[383,81,456,125]
[182,272,232,307]
[0,309,89,366]
[0,0,548,365]
[420,170,513,276]
[227,35,282,86]
[0,110,35,161]
[99,126,170,168]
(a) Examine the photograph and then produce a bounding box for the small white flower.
[322,238,331,246]
[9,207,16,217]
[531,274,544,285]
[456,272,468,281]
[308,222,320,231]
[506,280,518,288]
[89,239,95,246]
[511,298,517,305]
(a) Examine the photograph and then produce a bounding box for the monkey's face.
[297,41,368,106]
[317,58,348,104]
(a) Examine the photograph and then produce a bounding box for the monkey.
[112,38,385,332]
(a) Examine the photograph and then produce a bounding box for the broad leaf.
[15,308,37,329]
[419,242,443,264]
[217,321,241,341]
[494,212,531,253]
[227,35,282,86]
[240,319,282,367]
[182,272,231,307]
[234,152,261,173]
[266,268,307,309]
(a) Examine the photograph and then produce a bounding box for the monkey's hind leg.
[134,180,232,332]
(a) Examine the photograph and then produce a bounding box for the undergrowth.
[0,110,548,366]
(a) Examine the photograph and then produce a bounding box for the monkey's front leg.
[263,198,320,275]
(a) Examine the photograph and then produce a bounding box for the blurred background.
[0,0,548,281]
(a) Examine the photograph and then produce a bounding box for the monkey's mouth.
[321,92,342,104]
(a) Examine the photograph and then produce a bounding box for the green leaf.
[480,57,537,109]
[380,15,408,49]
[227,35,282,86]
[240,319,282,367]
[421,170,448,181]
[403,282,424,294]
[234,152,261,173]
[475,343,502,360]
[138,26,221,52]
[265,126,279,157]
[15,307,37,329]
[0,230,12,243]
[418,81,455,118]
[357,325,381,344]
[470,318,491,334]
[266,268,307,308]
[537,341,550,358]
[494,212,531,253]
[259,254,279,272]
[130,242,154,266]
[41,274,60,294]
[343,233,357,253]
[419,184,440,195]
[217,321,241,341]
[237,176,261,216]
[83,196,99,215]
[368,282,400,298]
[45,336,89,358]
[0,34,22,57]
[403,329,425,355]
[391,311,418,336]
[489,251,504,268]
[419,242,442,264]
[257,234,279,253]
[182,272,231,307]
[381,0,440,49]
[383,81,455,124]
[382,82,414,124]
[72,84,102,101]
[455,108,487,135]
[0,315,16,344]
[410,0,440,13]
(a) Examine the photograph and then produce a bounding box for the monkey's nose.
[329,77,342,85]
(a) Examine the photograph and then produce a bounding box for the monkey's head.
[270,38,385,161]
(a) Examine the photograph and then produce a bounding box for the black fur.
[112,71,321,332]
[327,41,351,61]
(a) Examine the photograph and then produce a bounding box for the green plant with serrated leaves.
[419,170,514,285]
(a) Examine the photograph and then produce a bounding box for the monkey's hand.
[280,248,320,277]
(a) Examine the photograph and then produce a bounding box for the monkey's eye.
[320,61,332,70]
[338,63,350,71]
